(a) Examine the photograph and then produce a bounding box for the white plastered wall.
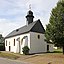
[5,32,54,54]
[5,33,30,54]
[29,32,47,54]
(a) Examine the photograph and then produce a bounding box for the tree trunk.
[63,46,64,54]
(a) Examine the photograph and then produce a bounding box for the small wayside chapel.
[5,10,54,54]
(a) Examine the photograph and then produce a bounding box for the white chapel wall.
[29,32,47,54]
[5,33,30,54]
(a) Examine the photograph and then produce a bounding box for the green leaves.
[45,0,64,46]
[0,34,4,44]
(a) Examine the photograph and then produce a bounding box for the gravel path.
[0,57,31,64]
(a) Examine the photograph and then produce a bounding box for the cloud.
[0,18,26,37]
[0,0,59,37]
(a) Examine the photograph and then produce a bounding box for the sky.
[0,0,59,37]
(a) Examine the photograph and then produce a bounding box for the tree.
[0,34,5,51]
[0,34,4,43]
[45,0,64,54]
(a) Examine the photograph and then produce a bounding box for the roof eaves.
[5,31,30,39]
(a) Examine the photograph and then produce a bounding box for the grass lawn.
[0,49,64,64]
[54,48,63,53]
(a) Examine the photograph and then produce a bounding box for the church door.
[47,45,49,51]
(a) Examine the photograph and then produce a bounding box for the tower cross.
[29,4,31,10]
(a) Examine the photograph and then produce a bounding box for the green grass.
[0,52,19,59]
[47,48,63,53]
[54,48,62,53]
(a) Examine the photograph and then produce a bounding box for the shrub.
[22,46,30,55]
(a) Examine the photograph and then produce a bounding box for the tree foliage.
[45,0,64,50]
[0,34,4,43]
[0,34,5,51]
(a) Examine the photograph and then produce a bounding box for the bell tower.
[26,4,34,25]
[26,10,34,25]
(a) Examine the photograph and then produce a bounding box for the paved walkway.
[0,57,31,64]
